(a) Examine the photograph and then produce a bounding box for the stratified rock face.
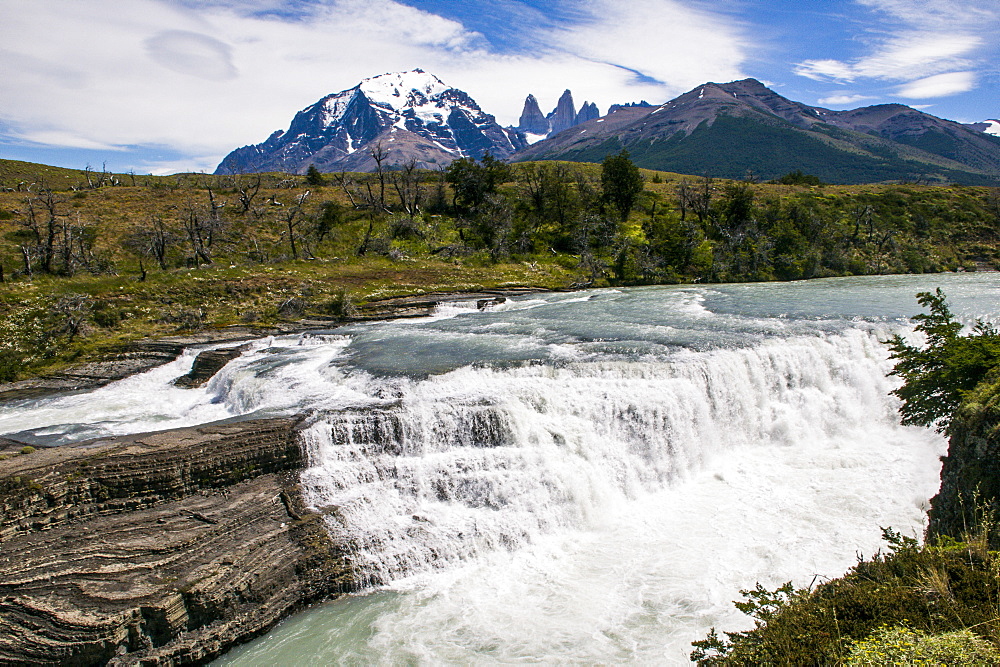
[575,101,599,125]
[518,94,549,135]
[547,89,577,135]
[0,418,355,665]
[215,69,526,174]
[927,376,1000,547]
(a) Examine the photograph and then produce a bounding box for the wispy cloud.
[796,33,981,83]
[0,0,751,172]
[794,0,998,101]
[896,71,976,99]
[145,30,238,81]
[817,93,874,107]
[543,0,747,91]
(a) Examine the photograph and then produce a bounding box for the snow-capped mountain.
[215,69,526,174]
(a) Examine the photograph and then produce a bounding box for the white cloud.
[817,94,873,107]
[856,0,998,30]
[896,71,976,98]
[544,0,748,92]
[140,155,226,175]
[795,33,981,84]
[794,0,997,102]
[796,60,858,83]
[0,0,751,172]
[145,30,238,81]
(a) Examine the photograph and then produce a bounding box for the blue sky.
[0,0,997,174]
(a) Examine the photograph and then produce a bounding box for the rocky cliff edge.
[0,417,355,665]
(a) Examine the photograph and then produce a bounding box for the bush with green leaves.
[691,529,1000,665]
[844,625,1000,665]
[888,288,1000,433]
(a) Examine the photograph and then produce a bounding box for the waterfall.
[299,328,903,589]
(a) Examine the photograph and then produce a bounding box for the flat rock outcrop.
[0,417,355,665]
[0,329,275,403]
[172,345,250,389]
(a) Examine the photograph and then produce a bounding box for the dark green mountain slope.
[514,80,1000,185]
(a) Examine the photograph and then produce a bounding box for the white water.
[4,274,1000,664]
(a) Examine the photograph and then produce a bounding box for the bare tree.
[183,208,212,267]
[391,159,423,219]
[237,175,262,214]
[370,143,389,212]
[282,190,311,259]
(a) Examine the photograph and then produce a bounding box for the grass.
[1,157,999,381]
[692,529,1000,665]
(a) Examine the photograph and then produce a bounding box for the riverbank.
[0,416,355,664]
[0,289,536,403]
[0,288,542,663]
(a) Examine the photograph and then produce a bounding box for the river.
[3,273,999,664]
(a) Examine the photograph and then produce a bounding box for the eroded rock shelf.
[0,417,354,665]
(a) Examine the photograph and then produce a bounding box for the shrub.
[844,626,1000,665]
[691,529,1000,665]
[888,289,1000,433]
[323,287,356,321]
[0,352,24,383]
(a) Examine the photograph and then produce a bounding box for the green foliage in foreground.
[888,289,1000,433]
[843,625,1000,665]
[691,529,1000,664]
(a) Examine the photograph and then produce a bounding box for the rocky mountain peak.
[516,89,600,141]
[518,94,549,136]
[575,102,599,125]
[548,89,577,135]
[514,78,1000,186]
[215,70,525,174]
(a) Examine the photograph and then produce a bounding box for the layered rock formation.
[0,418,357,665]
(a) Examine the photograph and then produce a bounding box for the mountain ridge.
[215,69,525,175]
[515,78,1000,185]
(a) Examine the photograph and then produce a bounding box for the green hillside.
[534,116,1000,186]
[1,156,999,383]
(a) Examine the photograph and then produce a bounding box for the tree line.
[2,149,999,287]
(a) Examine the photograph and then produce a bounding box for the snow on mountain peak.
[359,69,449,107]
[216,69,524,175]
[984,120,1000,137]
[320,69,463,129]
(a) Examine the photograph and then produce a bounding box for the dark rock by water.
[0,417,357,665]
[173,344,251,388]
[927,373,1000,546]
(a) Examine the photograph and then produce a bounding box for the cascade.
[299,328,902,588]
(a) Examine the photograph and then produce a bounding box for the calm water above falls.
[4,274,1000,664]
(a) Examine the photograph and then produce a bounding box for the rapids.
[4,273,1000,664]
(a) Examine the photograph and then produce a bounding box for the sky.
[1,0,998,175]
